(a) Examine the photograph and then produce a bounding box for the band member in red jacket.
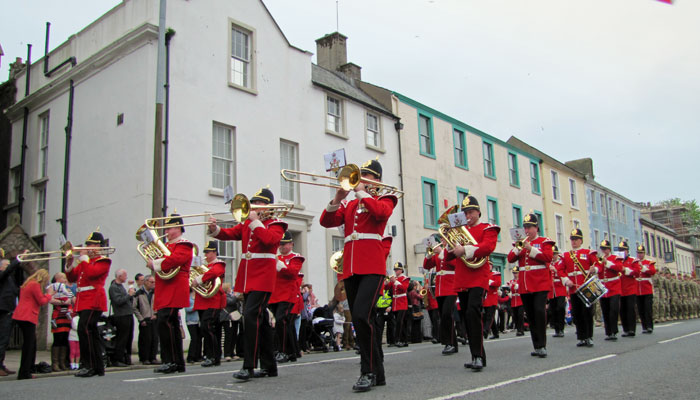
[618,241,640,337]
[557,229,598,348]
[65,231,111,377]
[597,240,623,340]
[209,188,286,381]
[635,245,657,334]
[482,269,502,339]
[269,231,304,363]
[320,159,397,392]
[389,262,410,347]
[192,241,225,367]
[447,195,499,371]
[507,213,554,357]
[423,235,459,355]
[548,245,567,338]
[508,270,524,335]
[147,215,193,374]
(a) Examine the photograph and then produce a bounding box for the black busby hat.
[203,241,218,253]
[523,213,538,228]
[460,195,481,215]
[164,214,185,233]
[637,244,646,253]
[552,244,559,254]
[618,240,629,251]
[570,228,583,240]
[360,159,382,180]
[600,240,612,249]
[85,230,106,246]
[251,187,274,204]
[393,261,404,271]
[280,231,293,244]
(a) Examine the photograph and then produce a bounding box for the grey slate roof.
[311,64,393,116]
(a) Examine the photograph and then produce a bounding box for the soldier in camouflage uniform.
[661,272,671,321]
[652,274,661,323]
[671,275,680,320]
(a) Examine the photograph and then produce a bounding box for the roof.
[312,64,394,117]
[507,136,586,178]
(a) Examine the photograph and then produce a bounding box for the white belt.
[519,265,547,271]
[568,271,584,277]
[552,278,561,283]
[637,277,652,282]
[77,286,95,293]
[512,293,520,297]
[344,233,382,243]
[437,270,455,276]
[602,276,620,283]
[393,293,407,298]
[243,252,276,260]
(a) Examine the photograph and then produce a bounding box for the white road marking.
[658,330,700,344]
[123,350,412,382]
[195,385,244,393]
[427,354,616,400]
[655,322,681,328]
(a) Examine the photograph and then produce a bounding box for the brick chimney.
[9,57,25,80]
[316,32,361,80]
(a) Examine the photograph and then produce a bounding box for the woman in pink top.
[12,269,54,379]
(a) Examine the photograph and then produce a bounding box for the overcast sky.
[2,0,698,205]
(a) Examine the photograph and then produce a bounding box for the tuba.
[190,265,222,298]
[135,224,177,280]
[330,251,343,275]
[437,205,487,269]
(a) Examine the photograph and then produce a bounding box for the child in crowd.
[69,315,80,370]
[332,303,345,352]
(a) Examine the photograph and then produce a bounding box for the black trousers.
[428,309,439,340]
[601,295,620,336]
[199,309,221,362]
[385,309,396,345]
[571,294,594,340]
[497,308,506,332]
[620,295,637,334]
[457,288,485,360]
[270,302,294,355]
[186,324,202,362]
[548,296,566,333]
[637,294,654,331]
[375,307,389,353]
[78,309,104,373]
[298,319,310,352]
[343,274,384,377]
[437,296,457,347]
[512,305,524,333]
[157,307,184,368]
[138,319,159,362]
[112,315,134,363]
[242,291,275,371]
[16,320,36,379]
[521,291,548,350]
[482,305,497,337]
[393,309,407,344]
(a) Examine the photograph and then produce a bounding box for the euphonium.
[135,224,178,280]
[330,251,343,275]
[419,288,427,296]
[190,265,222,298]
[437,205,487,269]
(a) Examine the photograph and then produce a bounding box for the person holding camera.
[13,269,54,379]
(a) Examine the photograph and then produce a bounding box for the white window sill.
[228,82,257,96]
[31,177,49,187]
[365,143,386,153]
[208,189,225,198]
[325,130,348,140]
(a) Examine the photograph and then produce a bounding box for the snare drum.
[575,276,608,308]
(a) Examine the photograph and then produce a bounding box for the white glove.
[641,266,649,273]
[394,280,401,286]
[624,267,632,276]
[561,277,572,287]
[463,245,478,260]
[488,280,494,286]
[514,284,519,290]
[589,266,598,275]
[276,260,286,272]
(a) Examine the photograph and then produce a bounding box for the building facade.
[640,216,678,274]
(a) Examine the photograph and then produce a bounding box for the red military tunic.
[549,259,568,299]
[598,254,623,298]
[66,255,111,312]
[320,192,397,279]
[213,218,287,293]
[507,236,555,294]
[483,270,502,307]
[424,249,457,297]
[508,279,522,307]
[193,259,225,311]
[270,252,305,304]
[390,274,409,311]
[152,238,193,310]
[556,248,597,292]
[451,223,500,291]
[425,290,438,310]
[620,257,641,296]
[636,258,657,296]
[291,273,304,314]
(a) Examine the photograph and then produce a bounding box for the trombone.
[281,164,404,198]
[17,241,116,262]
[229,193,294,222]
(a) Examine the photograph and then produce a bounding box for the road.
[2,320,699,399]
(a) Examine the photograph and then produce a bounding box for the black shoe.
[154,363,175,373]
[531,350,539,356]
[464,358,474,369]
[176,364,186,373]
[535,348,547,358]
[388,343,396,347]
[233,368,253,381]
[374,374,386,386]
[621,332,635,337]
[472,357,484,371]
[489,335,500,339]
[142,360,151,365]
[111,361,127,368]
[553,331,564,338]
[431,339,439,344]
[604,335,613,341]
[576,340,587,347]
[288,356,297,362]
[275,353,289,363]
[253,368,278,378]
[201,359,215,367]
[610,334,618,340]
[516,332,525,336]
[458,337,468,345]
[642,329,653,334]
[75,368,98,378]
[352,373,375,392]
[442,345,458,355]
[585,338,594,347]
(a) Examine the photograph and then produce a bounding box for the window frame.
[482,140,496,179]
[211,122,235,192]
[325,94,346,138]
[364,111,384,152]
[8,166,21,205]
[421,177,439,229]
[554,213,565,251]
[569,178,578,209]
[38,111,50,179]
[551,169,561,203]
[486,196,500,241]
[594,229,600,249]
[589,189,596,213]
[418,113,436,159]
[534,210,544,236]
[456,186,469,207]
[507,152,520,188]
[228,19,256,94]
[36,184,47,235]
[530,161,541,195]
[512,204,523,228]
[600,193,607,216]
[452,127,468,170]
[280,139,300,204]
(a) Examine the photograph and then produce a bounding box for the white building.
[5,0,403,346]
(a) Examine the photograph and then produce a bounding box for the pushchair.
[97,315,117,367]
[310,305,335,352]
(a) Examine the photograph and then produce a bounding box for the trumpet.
[17,241,115,262]
[514,238,530,251]
[281,164,404,198]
